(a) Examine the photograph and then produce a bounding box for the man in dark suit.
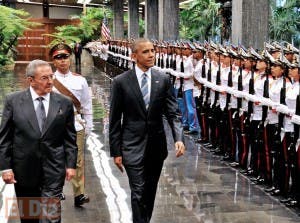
[0,60,78,223]
[109,38,185,223]
[74,41,82,66]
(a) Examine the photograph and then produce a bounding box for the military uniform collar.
[54,70,72,78]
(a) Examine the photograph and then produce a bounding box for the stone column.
[231,0,269,49]
[145,0,158,39]
[158,0,179,40]
[128,0,139,38]
[112,0,124,39]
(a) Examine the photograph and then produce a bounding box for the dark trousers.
[75,54,81,65]
[15,184,62,223]
[266,124,281,189]
[125,158,164,223]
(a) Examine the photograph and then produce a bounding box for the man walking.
[0,59,78,222]
[109,38,185,223]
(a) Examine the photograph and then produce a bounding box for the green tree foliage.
[0,6,40,66]
[179,0,221,41]
[47,7,112,48]
[269,0,300,45]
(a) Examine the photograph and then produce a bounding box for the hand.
[2,170,17,184]
[85,128,92,137]
[175,141,185,157]
[66,168,76,181]
[114,156,124,173]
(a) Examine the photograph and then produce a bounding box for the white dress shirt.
[135,65,151,98]
[30,86,50,116]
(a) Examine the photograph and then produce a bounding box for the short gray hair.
[25,59,51,77]
[131,38,152,53]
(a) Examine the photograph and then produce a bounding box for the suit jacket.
[74,43,82,56]
[0,89,78,188]
[109,68,183,166]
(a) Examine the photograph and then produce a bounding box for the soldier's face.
[288,67,298,81]
[243,59,251,69]
[28,65,53,96]
[271,64,284,77]
[53,54,71,74]
[131,41,155,72]
[223,56,230,66]
[256,60,267,71]
[285,53,294,62]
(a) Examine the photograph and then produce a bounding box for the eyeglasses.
[35,75,54,82]
[54,54,70,60]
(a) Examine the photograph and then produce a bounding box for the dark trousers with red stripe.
[218,108,232,157]
[263,125,272,184]
[195,96,208,141]
[237,112,249,169]
[228,109,237,160]
[281,132,297,198]
[207,105,218,147]
[249,120,263,177]
[266,124,281,190]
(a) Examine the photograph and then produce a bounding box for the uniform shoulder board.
[72,72,81,76]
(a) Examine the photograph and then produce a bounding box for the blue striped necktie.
[141,73,150,109]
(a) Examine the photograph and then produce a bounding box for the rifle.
[237,59,243,112]
[160,47,164,68]
[199,53,206,105]
[226,56,233,108]
[213,52,221,107]
[247,59,255,116]
[295,54,300,142]
[205,50,212,105]
[171,47,177,85]
[177,50,184,98]
[157,46,161,67]
[262,61,270,122]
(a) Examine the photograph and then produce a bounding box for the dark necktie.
[36,97,46,131]
[141,73,150,109]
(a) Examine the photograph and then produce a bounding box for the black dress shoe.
[264,186,275,193]
[74,194,90,207]
[244,170,255,176]
[229,162,240,167]
[285,200,298,207]
[255,178,265,185]
[270,189,281,196]
[280,197,292,204]
[197,138,207,143]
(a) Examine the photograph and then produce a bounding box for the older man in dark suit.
[109,38,185,223]
[0,60,78,223]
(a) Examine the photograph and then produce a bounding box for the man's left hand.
[175,141,185,157]
[66,168,76,181]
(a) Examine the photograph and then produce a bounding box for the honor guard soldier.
[50,43,93,207]
[264,51,292,197]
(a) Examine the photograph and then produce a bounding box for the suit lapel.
[21,89,40,135]
[148,69,159,112]
[42,92,60,136]
[128,69,147,113]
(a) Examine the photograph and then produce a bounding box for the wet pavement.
[1,52,300,223]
